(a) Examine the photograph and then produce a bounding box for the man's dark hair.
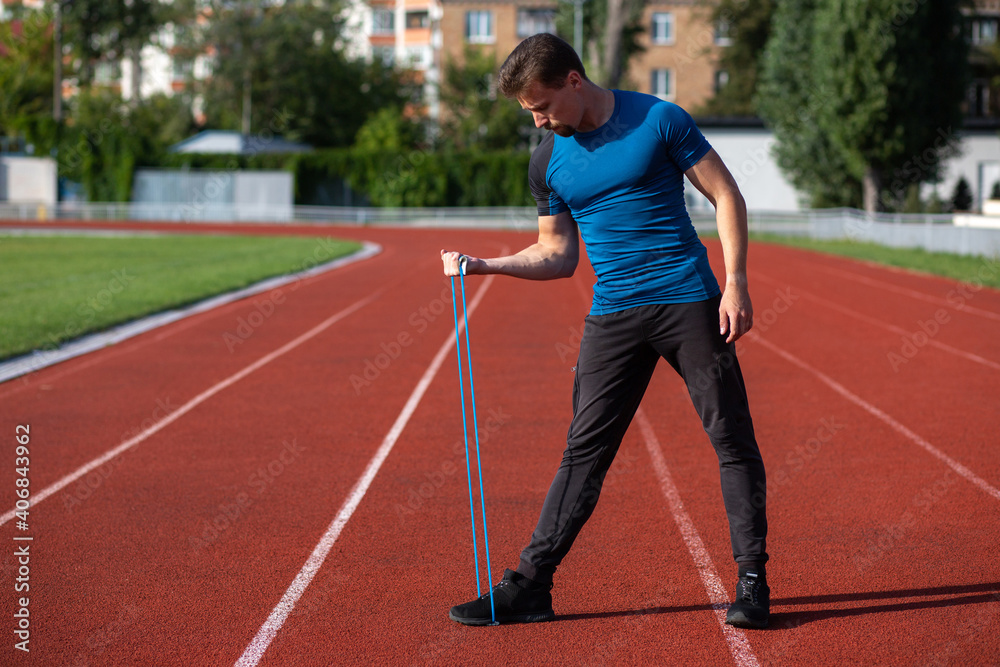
[497,33,587,99]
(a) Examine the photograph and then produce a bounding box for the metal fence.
[1,203,998,257]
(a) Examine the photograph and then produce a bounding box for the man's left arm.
[684,148,752,343]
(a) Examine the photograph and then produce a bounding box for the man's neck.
[576,84,616,133]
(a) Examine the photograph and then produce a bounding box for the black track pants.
[517,296,768,585]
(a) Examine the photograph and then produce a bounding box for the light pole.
[53,1,62,125]
[572,0,584,57]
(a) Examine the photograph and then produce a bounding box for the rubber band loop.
[450,276,482,599]
[459,270,496,624]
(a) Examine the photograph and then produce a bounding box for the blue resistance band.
[450,257,496,625]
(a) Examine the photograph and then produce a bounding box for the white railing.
[1,203,998,257]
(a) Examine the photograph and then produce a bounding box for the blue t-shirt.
[529,89,720,315]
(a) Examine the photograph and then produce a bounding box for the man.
[440,33,770,629]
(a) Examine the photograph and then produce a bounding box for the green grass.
[748,233,1000,290]
[0,233,362,361]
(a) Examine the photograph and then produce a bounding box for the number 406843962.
[15,425,30,522]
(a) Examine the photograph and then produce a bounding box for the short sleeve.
[658,102,712,172]
[529,133,569,216]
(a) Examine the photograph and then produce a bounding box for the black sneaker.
[725,571,770,629]
[448,569,555,625]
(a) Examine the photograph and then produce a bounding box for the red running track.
[0,221,998,666]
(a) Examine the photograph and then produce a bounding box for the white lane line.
[235,274,497,667]
[749,333,1000,502]
[753,272,1000,372]
[808,263,1000,322]
[637,409,761,667]
[0,290,383,526]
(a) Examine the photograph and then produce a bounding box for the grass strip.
[0,233,362,360]
[747,233,1000,290]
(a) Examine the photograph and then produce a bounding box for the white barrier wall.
[687,125,1000,214]
[696,127,803,212]
[0,156,57,205]
[130,169,294,222]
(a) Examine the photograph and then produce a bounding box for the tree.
[553,0,645,89]
[437,47,531,150]
[0,11,56,152]
[59,0,173,92]
[352,107,424,153]
[698,0,776,117]
[951,176,973,212]
[600,0,646,89]
[758,0,969,213]
[756,0,861,209]
[191,0,409,148]
[812,0,968,212]
[59,90,195,201]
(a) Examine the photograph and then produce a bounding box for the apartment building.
[383,0,727,114]
[4,0,997,124]
[968,0,1000,118]
[629,1,727,111]
[0,0,41,18]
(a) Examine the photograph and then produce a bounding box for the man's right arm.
[440,211,579,280]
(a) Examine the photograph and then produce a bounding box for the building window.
[517,8,556,38]
[372,9,394,35]
[715,19,732,46]
[405,45,433,70]
[172,59,194,81]
[714,70,729,93]
[968,79,991,117]
[466,10,494,44]
[94,60,122,84]
[651,12,673,45]
[970,17,998,45]
[372,45,395,66]
[651,68,672,100]
[406,11,429,29]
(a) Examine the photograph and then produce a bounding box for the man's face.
[517,76,582,138]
